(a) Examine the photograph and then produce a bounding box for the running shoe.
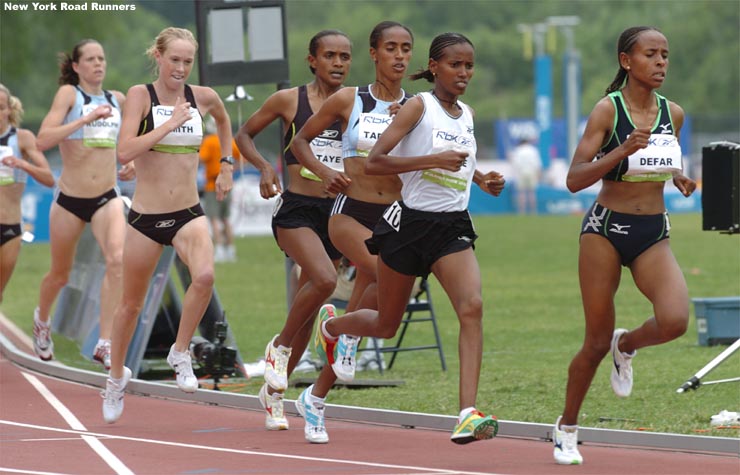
[258,383,289,430]
[450,409,498,444]
[93,340,112,370]
[553,416,583,465]
[166,344,198,393]
[264,335,291,391]
[32,308,54,361]
[332,334,359,381]
[610,328,636,397]
[312,304,337,366]
[101,367,132,424]
[295,384,329,444]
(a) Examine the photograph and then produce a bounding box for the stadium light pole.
[547,16,581,160]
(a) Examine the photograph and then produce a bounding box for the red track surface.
[1,333,737,475]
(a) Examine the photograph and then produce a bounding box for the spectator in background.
[509,137,542,214]
[200,116,241,262]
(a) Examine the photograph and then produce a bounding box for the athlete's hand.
[621,127,651,156]
[168,96,193,131]
[118,162,136,181]
[323,169,352,195]
[673,173,697,197]
[85,104,113,123]
[216,169,233,201]
[388,102,402,116]
[1,155,24,170]
[437,150,468,172]
[478,171,505,197]
[259,167,282,199]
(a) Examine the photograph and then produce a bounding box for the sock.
[321,320,338,341]
[97,338,110,347]
[34,308,49,327]
[459,406,476,421]
[561,423,578,433]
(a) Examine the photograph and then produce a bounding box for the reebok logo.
[609,223,630,235]
[155,219,176,228]
[3,229,16,236]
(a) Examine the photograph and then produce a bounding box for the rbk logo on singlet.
[319,129,339,139]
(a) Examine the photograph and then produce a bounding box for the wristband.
[220,156,235,165]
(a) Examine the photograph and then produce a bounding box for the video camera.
[190,320,237,389]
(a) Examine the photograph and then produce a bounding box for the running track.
[1,320,738,475]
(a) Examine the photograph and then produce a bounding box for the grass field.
[2,213,739,437]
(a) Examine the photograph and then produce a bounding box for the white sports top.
[396,92,476,212]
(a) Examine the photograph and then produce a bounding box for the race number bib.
[0,145,14,185]
[151,105,203,147]
[421,128,476,190]
[382,201,402,232]
[625,133,682,181]
[82,104,120,148]
[300,132,343,181]
[356,112,394,157]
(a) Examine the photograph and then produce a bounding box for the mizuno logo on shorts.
[609,223,630,235]
[155,219,176,228]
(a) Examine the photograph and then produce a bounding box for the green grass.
[3,213,739,437]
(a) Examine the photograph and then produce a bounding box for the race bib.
[421,128,476,190]
[151,105,203,147]
[82,104,120,148]
[0,145,14,185]
[356,112,394,157]
[624,133,682,182]
[300,132,343,181]
[382,200,402,232]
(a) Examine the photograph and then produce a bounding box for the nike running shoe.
[295,384,329,444]
[332,334,359,381]
[312,304,337,366]
[264,335,291,391]
[610,328,636,397]
[553,416,583,465]
[258,383,289,430]
[93,340,112,370]
[33,308,54,361]
[166,344,198,393]
[450,409,498,444]
[101,367,132,424]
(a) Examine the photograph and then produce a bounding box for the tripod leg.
[677,338,740,393]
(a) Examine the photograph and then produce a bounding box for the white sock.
[561,423,578,433]
[97,338,110,347]
[321,320,338,341]
[459,406,476,421]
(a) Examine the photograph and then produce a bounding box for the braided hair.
[410,32,474,82]
[605,26,660,95]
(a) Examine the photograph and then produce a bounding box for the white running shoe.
[93,340,112,370]
[33,308,54,361]
[332,334,359,381]
[166,344,198,393]
[258,383,289,430]
[101,367,132,424]
[295,384,329,444]
[264,335,291,391]
[553,416,583,465]
[610,328,636,397]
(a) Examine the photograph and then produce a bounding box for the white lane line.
[20,373,134,475]
[1,419,504,475]
[0,468,77,475]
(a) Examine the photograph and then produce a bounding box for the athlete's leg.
[90,198,125,341]
[431,248,483,410]
[618,240,689,353]
[561,234,622,426]
[109,225,163,379]
[36,202,86,322]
